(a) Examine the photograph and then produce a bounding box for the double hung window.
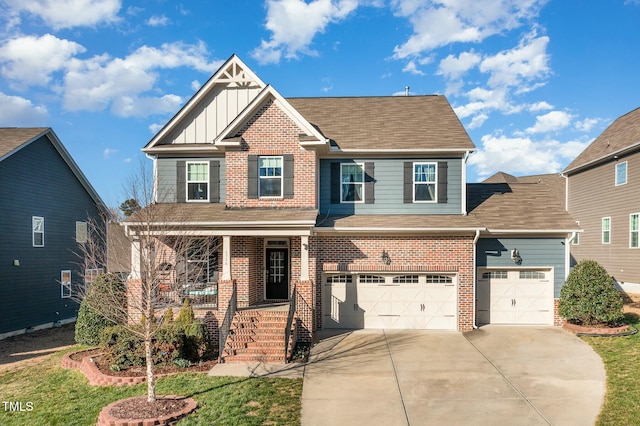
[341,163,364,202]
[32,216,44,247]
[76,221,88,243]
[631,213,639,248]
[602,217,611,244]
[259,156,283,197]
[186,162,209,201]
[414,163,437,202]
[61,270,71,298]
[616,162,627,186]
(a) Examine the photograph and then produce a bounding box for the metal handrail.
[218,282,237,363]
[284,285,297,362]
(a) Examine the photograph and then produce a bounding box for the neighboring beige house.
[564,107,640,291]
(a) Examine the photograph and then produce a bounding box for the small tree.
[559,259,624,325]
[76,161,216,403]
[119,198,141,217]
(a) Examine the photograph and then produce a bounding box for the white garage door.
[477,269,554,325]
[323,273,457,330]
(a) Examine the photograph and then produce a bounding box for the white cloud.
[469,133,561,178]
[468,113,489,129]
[251,0,361,64]
[0,91,48,126]
[479,32,550,89]
[149,123,163,134]
[526,110,573,134]
[190,80,201,91]
[4,0,122,29]
[437,51,481,80]
[63,41,221,117]
[0,34,85,87]
[469,131,590,179]
[574,117,601,132]
[147,15,169,26]
[529,101,553,111]
[402,60,425,75]
[103,147,118,158]
[392,0,546,59]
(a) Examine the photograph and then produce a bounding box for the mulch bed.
[564,322,631,335]
[97,395,198,426]
[93,355,216,377]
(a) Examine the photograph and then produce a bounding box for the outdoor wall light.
[381,250,391,265]
[511,249,522,265]
[13,259,20,267]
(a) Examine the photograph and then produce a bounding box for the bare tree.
[75,161,218,403]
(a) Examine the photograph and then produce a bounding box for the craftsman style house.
[126,55,578,362]
[0,128,106,338]
[564,107,640,291]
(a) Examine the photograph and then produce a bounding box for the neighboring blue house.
[0,128,107,338]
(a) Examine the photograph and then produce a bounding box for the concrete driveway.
[301,327,605,426]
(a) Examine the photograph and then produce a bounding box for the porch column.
[129,237,142,280]
[300,235,309,281]
[221,235,232,281]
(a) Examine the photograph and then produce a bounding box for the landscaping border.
[96,395,197,426]
[563,322,638,337]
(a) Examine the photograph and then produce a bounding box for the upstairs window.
[85,268,104,285]
[259,156,283,197]
[341,163,364,203]
[414,163,437,202]
[616,162,627,186]
[631,213,639,248]
[32,216,44,247]
[602,217,611,244]
[186,162,209,201]
[76,221,88,243]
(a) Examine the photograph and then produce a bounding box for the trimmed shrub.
[559,260,624,325]
[100,325,145,368]
[75,273,126,345]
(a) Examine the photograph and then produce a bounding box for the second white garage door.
[323,273,457,330]
[477,269,554,325]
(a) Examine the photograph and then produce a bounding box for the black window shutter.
[403,162,413,203]
[437,161,448,204]
[209,161,220,203]
[176,160,186,203]
[283,154,294,199]
[364,162,375,204]
[331,162,340,203]
[247,155,258,199]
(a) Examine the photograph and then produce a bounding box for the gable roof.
[468,173,577,233]
[0,127,107,213]
[564,106,640,174]
[288,96,475,152]
[144,54,266,151]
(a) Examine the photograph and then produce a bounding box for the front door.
[266,248,289,300]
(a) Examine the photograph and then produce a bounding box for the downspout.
[146,153,157,203]
[472,229,481,329]
[462,151,470,215]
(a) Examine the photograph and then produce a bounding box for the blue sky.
[1,0,639,207]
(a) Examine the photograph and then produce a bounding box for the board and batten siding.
[166,85,263,145]
[156,157,226,203]
[476,238,567,298]
[319,158,462,215]
[568,150,640,284]
[0,135,103,335]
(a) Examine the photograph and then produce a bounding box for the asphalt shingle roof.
[0,128,48,158]
[564,106,640,173]
[287,96,475,151]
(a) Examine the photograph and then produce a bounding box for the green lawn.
[0,347,302,426]
[582,314,640,425]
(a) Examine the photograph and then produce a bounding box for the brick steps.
[221,309,291,363]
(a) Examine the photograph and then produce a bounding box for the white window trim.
[413,162,438,203]
[32,216,44,247]
[602,217,611,244]
[186,161,210,202]
[631,213,639,249]
[340,162,365,204]
[61,270,72,299]
[615,161,628,186]
[85,268,104,285]
[258,155,284,199]
[76,221,88,243]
